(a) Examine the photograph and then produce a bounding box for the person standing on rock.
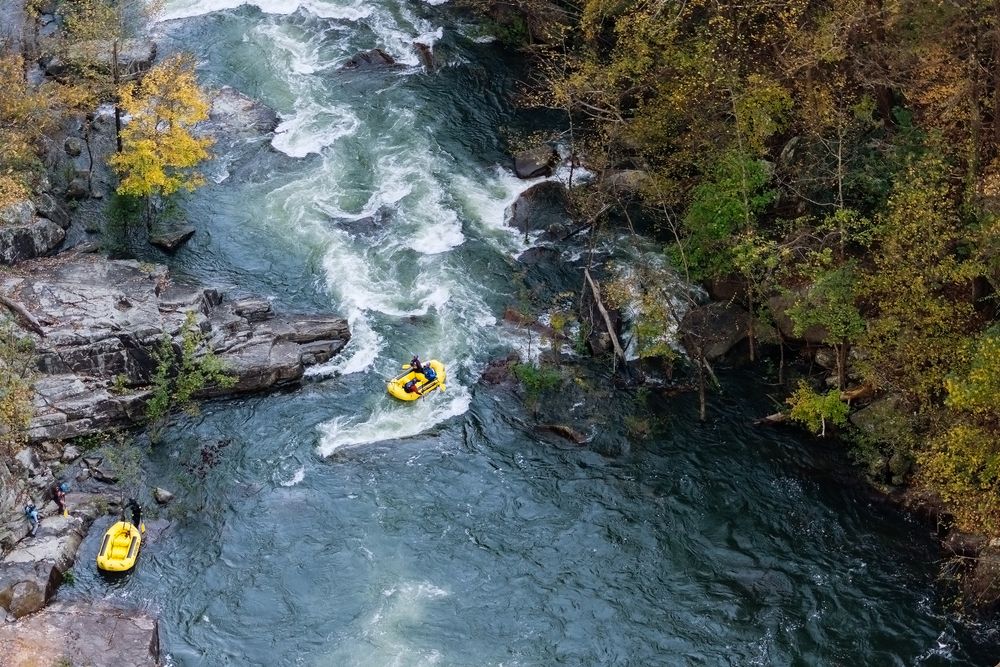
[24,503,39,536]
[54,483,67,517]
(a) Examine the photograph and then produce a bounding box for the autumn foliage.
[109,53,212,203]
[484,0,1000,531]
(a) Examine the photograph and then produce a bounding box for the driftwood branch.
[754,411,788,426]
[583,268,626,363]
[0,294,46,337]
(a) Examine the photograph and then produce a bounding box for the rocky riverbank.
[0,2,352,659]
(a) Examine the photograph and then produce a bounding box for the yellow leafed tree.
[109,53,212,214]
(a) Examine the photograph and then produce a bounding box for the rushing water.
[62,1,1000,664]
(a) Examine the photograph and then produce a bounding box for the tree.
[858,156,983,405]
[146,312,235,440]
[918,328,1000,532]
[786,381,849,437]
[787,261,865,389]
[0,319,35,457]
[0,54,90,205]
[59,0,160,149]
[108,53,212,224]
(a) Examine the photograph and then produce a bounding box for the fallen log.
[0,293,46,337]
[538,424,588,444]
[753,411,787,426]
[583,268,626,364]
[841,385,875,402]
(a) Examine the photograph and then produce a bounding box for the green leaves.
[787,264,863,345]
[146,311,235,441]
[786,381,849,437]
[681,150,775,278]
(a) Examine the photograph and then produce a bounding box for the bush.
[786,381,849,436]
[147,311,235,440]
[511,362,562,405]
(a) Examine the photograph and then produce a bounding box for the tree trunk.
[836,341,848,391]
[113,38,123,152]
[583,268,627,366]
[777,329,786,386]
[697,349,707,422]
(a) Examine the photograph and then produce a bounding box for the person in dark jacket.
[410,356,425,374]
[404,378,423,396]
[126,498,143,531]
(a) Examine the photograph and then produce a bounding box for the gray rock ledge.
[0,599,159,666]
[0,255,349,442]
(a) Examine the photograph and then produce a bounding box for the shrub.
[786,381,849,436]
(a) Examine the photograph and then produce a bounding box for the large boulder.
[506,180,569,236]
[32,192,70,229]
[0,599,160,667]
[0,199,35,226]
[513,145,558,179]
[2,513,87,573]
[149,224,196,252]
[0,561,62,619]
[679,302,752,362]
[768,290,829,344]
[964,540,1000,615]
[0,218,64,265]
[600,169,650,196]
[198,86,279,137]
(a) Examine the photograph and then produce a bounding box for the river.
[64,0,1000,664]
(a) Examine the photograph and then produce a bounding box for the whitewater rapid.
[159,0,548,454]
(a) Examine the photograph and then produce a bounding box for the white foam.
[307,312,383,377]
[279,466,306,486]
[451,167,539,256]
[272,105,360,157]
[316,383,470,455]
[159,0,372,22]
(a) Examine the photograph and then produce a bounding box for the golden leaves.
[110,53,212,199]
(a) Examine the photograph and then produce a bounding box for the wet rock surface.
[0,599,160,666]
[0,255,349,442]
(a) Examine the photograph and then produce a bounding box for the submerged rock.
[340,48,398,70]
[414,41,434,70]
[152,487,174,505]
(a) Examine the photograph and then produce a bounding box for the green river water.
[63,1,1000,664]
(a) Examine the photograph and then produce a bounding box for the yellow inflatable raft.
[96,521,142,572]
[387,360,446,401]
